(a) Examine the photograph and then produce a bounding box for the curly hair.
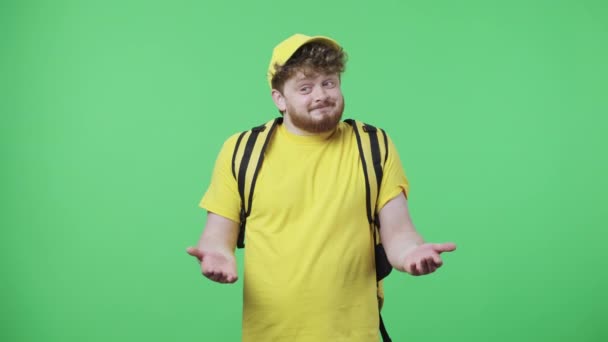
[271,41,347,92]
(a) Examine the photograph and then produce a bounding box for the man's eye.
[323,80,336,88]
[300,87,311,93]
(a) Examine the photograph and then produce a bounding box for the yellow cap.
[267,33,341,89]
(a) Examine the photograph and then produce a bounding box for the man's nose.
[312,86,329,102]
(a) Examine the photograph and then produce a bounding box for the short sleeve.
[376,132,410,211]
[199,134,242,223]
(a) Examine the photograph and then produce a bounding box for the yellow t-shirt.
[200,121,409,342]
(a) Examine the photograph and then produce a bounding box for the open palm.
[186,247,238,284]
[403,242,456,276]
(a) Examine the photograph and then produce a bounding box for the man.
[187,33,456,341]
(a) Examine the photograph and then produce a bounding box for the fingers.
[432,242,457,253]
[404,243,455,276]
[408,262,420,276]
[407,254,443,276]
[199,252,238,284]
[427,256,440,273]
[224,274,238,283]
[186,247,204,261]
[419,258,429,274]
[189,248,238,284]
[431,252,443,268]
[203,269,238,284]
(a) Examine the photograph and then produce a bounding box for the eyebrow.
[295,74,337,83]
[295,75,315,82]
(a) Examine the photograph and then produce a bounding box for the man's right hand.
[186,247,238,284]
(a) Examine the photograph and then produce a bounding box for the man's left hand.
[402,242,457,276]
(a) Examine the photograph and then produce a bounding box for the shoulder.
[217,118,280,154]
[211,133,243,161]
[340,119,394,140]
[221,132,245,150]
[342,118,387,131]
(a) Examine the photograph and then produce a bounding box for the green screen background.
[2,0,607,341]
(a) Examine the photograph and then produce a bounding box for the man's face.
[274,71,345,134]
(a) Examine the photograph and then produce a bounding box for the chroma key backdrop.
[2,1,607,341]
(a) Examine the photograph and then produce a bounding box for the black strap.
[370,126,392,342]
[381,128,389,164]
[232,132,247,179]
[236,126,263,247]
[232,130,248,248]
[347,119,393,342]
[380,314,392,342]
[365,123,393,281]
[364,124,383,193]
[236,118,282,248]
[344,119,373,225]
[247,119,281,217]
[236,124,264,248]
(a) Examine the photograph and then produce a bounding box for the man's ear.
[271,89,287,112]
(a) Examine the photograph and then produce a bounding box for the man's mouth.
[311,103,332,110]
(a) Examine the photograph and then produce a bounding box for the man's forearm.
[197,212,239,255]
[198,230,236,254]
[378,193,426,272]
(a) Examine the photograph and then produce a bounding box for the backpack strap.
[344,119,392,277]
[344,119,392,342]
[231,117,282,248]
